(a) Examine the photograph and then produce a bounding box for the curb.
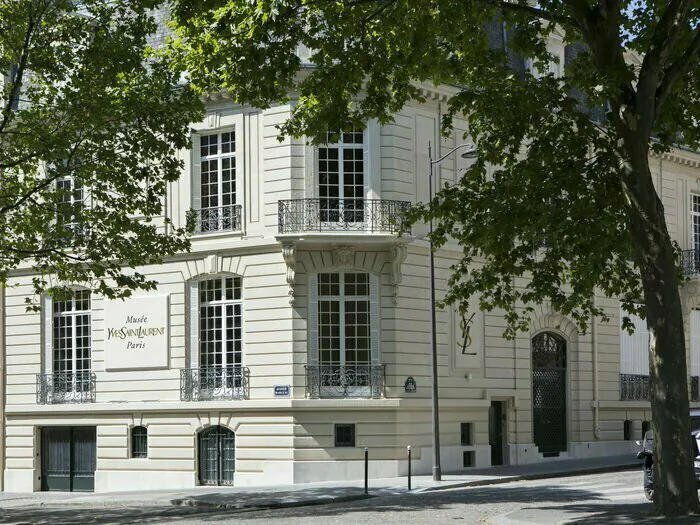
[418,462,641,492]
[171,493,374,511]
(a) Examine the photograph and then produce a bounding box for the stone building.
[1,21,700,493]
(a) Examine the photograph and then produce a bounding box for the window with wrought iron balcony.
[192,131,243,235]
[277,127,410,237]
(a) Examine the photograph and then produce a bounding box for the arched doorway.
[198,426,235,485]
[532,331,567,457]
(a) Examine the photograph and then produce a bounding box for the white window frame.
[191,128,244,234]
[188,276,244,371]
[690,194,700,252]
[56,174,85,236]
[309,271,380,367]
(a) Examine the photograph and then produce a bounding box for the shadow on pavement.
[0,505,228,524]
[547,502,700,524]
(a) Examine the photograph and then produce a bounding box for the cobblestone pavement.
[6,469,696,525]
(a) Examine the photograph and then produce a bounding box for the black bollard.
[407,445,412,490]
[364,447,369,494]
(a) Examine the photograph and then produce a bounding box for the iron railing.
[305,364,385,398]
[180,366,249,401]
[195,205,243,234]
[692,376,699,402]
[682,249,700,276]
[36,371,96,404]
[620,373,650,401]
[278,199,410,234]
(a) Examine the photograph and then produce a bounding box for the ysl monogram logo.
[459,311,476,355]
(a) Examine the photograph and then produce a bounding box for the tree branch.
[656,27,700,116]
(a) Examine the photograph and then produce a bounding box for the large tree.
[0,0,202,301]
[171,0,699,516]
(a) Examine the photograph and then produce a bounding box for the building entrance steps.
[0,454,640,511]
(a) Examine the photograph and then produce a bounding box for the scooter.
[635,430,654,501]
[636,428,700,502]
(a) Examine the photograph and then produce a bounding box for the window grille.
[131,426,148,458]
[334,424,356,447]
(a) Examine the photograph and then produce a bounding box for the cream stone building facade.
[2,27,700,494]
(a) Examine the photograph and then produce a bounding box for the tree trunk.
[627,148,699,516]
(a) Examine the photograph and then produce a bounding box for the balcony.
[278,199,410,235]
[682,249,700,276]
[620,373,650,401]
[36,371,96,404]
[194,205,242,234]
[305,364,385,399]
[180,366,249,401]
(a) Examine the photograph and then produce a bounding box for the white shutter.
[43,294,53,374]
[620,305,650,375]
[691,310,700,377]
[370,273,381,365]
[191,134,201,213]
[189,280,200,369]
[308,274,318,365]
[364,120,380,200]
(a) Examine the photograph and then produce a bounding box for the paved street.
[4,469,698,525]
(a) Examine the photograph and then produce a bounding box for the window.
[692,195,700,254]
[334,424,356,447]
[642,420,650,439]
[200,277,242,369]
[619,304,649,400]
[53,290,91,377]
[56,175,84,241]
[131,426,148,458]
[308,271,381,398]
[318,272,371,367]
[195,131,241,233]
[623,420,631,441]
[50,290,92,399]
[463,450,475,468]
[318,126,366,224]
[461,423,473,446]
[690,310,700,401]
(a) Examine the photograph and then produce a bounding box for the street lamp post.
[427,141,477,482]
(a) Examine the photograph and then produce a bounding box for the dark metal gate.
[198,426,235,486]
[532,332,567,457]
[41,427,96,492]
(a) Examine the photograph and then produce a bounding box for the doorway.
[41,426,96,492]
[489,401,506,466]
[532,331,568,456]
[198,425,235,486]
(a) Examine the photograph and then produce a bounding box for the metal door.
[532,332,567,457]
[41,426,96,492]
[198,426,235,485]
[489,401,505,466]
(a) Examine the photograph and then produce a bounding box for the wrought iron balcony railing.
[305,364,385,398]
[180,366,249,401]
[682,249,700,276]
[36,371,96,404]
[692,376,699,402]
[195,205,243,234]
[620,373,650,401]
[278,199,410,234]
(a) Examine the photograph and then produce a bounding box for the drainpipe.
[592,294,601,440]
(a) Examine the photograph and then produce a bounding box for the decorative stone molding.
[332,245,355,268]
[205,254,220,275]
[281,244,297,305]
[389,244,408,304]
[206,111,221,129]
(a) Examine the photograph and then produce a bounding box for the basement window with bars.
[461,423,473,446]
[334,424,356,447]
[131,426,148,458]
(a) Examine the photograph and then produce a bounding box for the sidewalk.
[0,454,639,512]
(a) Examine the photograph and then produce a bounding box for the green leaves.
[171,0,698,335]
[0,1,203,302]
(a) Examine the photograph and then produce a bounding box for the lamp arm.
[430,143,475,166]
